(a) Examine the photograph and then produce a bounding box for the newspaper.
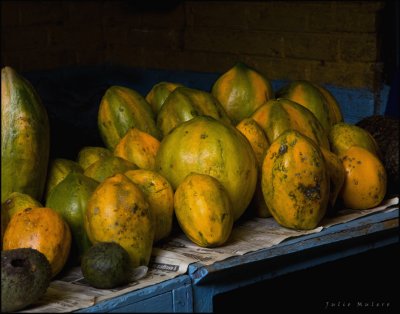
[19,196,398,312]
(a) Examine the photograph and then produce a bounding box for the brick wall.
[1,1,388,89]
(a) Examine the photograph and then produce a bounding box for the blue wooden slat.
[77,276,191,313]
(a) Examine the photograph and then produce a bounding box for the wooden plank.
[188,209,399,284]
[188,209,398,312]
[77,276,191,313]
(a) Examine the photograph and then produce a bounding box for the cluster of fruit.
[1,63,397,312]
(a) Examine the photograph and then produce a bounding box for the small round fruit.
[81,242,131,289]
[1,248,52,312]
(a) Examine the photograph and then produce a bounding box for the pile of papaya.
[1,63,397,311]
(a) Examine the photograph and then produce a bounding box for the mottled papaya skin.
[340,146,387,210]
[156,86,231,137]
[77,146,113,170]
[3,207,71,277]
[251,98,330,150]
[320,148,345,213]
[44,158,83,201]
[46,172,99,261]
[311,82,343,126]
[329,122,381,159]
[1,67,50,203]
[155,116,258,221]
[125,169,174,243]
[174,173,234,247]
[84,173,154,267]
[262,130,329,230]
[83,155,137,183]
[211,62,273,125]
[236,118,271,218]
[145,81,183,115]
[98,86,161,150]
[276,80,332,133]
[114,128,160,171]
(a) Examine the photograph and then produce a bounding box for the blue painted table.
[187,208,399,312]
[75,206,398,313]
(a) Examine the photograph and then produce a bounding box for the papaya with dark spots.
[84,173,154,267]
[261,130,329,230]
[174,173,233,247]
[339,146,386,209]
[251,98,330,150]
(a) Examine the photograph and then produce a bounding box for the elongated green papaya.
[1,67,50,203]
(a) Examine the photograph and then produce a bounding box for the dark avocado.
[81,242,132,289]
[1,248,52,312]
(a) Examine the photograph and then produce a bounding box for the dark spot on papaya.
[353,179,358,185]
[221,213,226,222]
[131,204,139,213]
[279,144,288,155]
[298,183,321,200]
[5,198,12,205]
[200,133,208,139]
[93,207,99,215]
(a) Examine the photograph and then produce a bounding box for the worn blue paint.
[189,209,398,312]
[77,276,192,313]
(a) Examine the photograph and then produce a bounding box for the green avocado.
[1,248,52,312]
[81,242,132,289]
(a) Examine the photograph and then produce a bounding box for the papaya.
[44,158,83,201]
[156,86,231,137]
[98,85,161,150]
[339,146,386,209]
[251,98,330,150]
[2,191,42,219]
[310,82,343,126]
[276,80,332,133]
[83,155,137,182]
[1,66,50,203]
[45,172,99,261]
[211,62,273,125]
[155,116,258,221]
[77,146,113,170]
[114,127,160,171]
[84,173,154,267]
[174,173,234,247]
[125,169,174,243]
[262,130,329,230]
[145,81,183,115]
[329,122,381,158]
[236,118,271,218]
[3,207,71,277]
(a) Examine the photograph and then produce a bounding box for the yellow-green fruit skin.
[262,130,329,230]
[155,116,258,222]
[340,146,387,210]
[84,173,154,267]
[145,81,183,115]
[45,158,83,201]
[156,86,231,137]
[98,86,160,150]
[77,146,113,170]
[45,172,99,260]
[276,80,332,133]
[174,173,234,247]
[1,66,50,203]
[329,122,381,158]
[211,62,273,125]
[251,98,330,150]
[125,169,174,243]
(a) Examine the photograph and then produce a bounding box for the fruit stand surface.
[19,197,398,313]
